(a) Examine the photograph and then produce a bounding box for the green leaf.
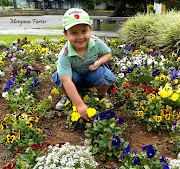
[147,125,152,131]
[91,147,99,154]
[144,165,150,169]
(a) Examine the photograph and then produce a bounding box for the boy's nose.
[77,33,83,39]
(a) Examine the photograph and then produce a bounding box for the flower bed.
[0,36,180,168]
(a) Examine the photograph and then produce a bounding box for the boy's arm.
[89,53,111,71]
[60,75,90,121]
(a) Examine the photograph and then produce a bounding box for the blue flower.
[98,135,102,140]
[142,145,157,159]
[127,68,133,73]
[122,146,130,157]
[170,71,179,81]
[112,135,121,147]
[134,156,140,165]
[152,68,160,77]
[98,110,116,120]
[168,67,175,72]
[118,118,124,124]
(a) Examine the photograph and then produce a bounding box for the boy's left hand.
[89,60,100,71]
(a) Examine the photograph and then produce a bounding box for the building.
[32,0,81,10]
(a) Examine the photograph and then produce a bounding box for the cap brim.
[64,22,91,30]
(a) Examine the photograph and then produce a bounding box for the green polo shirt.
[57,36,110,76]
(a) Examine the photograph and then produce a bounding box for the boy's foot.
[98,94,113,108]
[55,94,71,111]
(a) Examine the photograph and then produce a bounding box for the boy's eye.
[82,30,87,33]
[71,32,77,35]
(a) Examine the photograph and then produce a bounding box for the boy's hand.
[89,60,100,71]
[77,104,91,121]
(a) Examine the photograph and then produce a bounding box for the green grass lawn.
[44,23,117,32]
[0,35,64,45]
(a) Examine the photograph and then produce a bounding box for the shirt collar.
[68,37,95,57]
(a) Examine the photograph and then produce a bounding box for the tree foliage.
[0,0,10,7]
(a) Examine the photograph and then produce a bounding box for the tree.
[0,0,11,7]
[92,0,154,16]
[12,0,17,9]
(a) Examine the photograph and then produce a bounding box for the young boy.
[52,8,116,121]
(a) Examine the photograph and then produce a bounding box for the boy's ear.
[63,31,67,37]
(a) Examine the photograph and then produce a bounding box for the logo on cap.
[74,14,80,19]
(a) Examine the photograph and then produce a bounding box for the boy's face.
[63,24,91,51]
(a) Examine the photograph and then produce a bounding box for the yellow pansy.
[161,109,164,116]
[72,105,77,112]
[173,79,178,84]
[141,105,148,111]
[155,116,162,122]
[35,127,41,134]
[26,122,33,128]
[0,60,4,65]
[0,124,4,130]
[83,95,90,102]
[99,98,107,104]
[86,108,96,118]
[165,114,170,120]
[155,76,159,80]
[160,75,166,81]
[137,111,144,116]
[30,40,34,44]
[88,87,97,92]
[19,114,25,121]
[51,88,59,94]
[17,132,21,140]
[172,110,176,117]
[171,93,179,101]
[149,93,155,100]
[71,112,81,122]
[64,99,71,107]
[7,134,16,143]
[34,117,39,122]
[171,52,176,57]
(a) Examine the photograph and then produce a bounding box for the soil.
[0,48,178,168]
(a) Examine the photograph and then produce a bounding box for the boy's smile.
[64,24,91,52]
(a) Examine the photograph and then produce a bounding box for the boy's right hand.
[77,104,91,121]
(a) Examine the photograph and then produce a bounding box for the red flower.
[3,161,16,169]
[146,88,152,94]
[124,93,131,100]
[46,143,51,148]
[123,83,129,89]
[111,86,118,94]
[17,39,20,43]
[31,143,42,149]
[130,84,135,88]
[14,145,25,153]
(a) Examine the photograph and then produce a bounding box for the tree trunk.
[110,1,126,17]
[142,0,147,13]
[13,0,17,9]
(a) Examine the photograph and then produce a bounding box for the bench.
[90,16,133,31]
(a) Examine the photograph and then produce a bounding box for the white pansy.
[45,65,51,70]
[0,70,5,77]
[126,61,132,67]
[120,65,127,71]
[2,92,8,98]
[16,87,23,94]
[118,73,124,78]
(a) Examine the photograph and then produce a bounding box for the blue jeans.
[52,65,116,88]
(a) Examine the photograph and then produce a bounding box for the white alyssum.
[167,153,180,169]
[0,70,5,77]
[33,142,98,169]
